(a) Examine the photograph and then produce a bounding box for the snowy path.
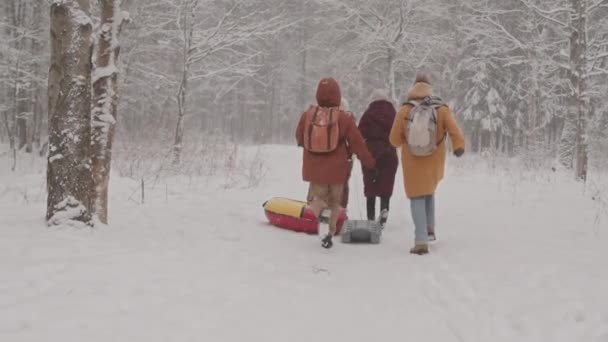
[1,145,608,342]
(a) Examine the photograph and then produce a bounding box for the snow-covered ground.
[1,145,607,342]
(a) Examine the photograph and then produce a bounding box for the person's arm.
[441,107,465,156]
[357,113,370,141]
[389,107,408,148]
[295,111,306,147]
[345,117,375,169]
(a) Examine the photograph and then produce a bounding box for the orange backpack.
[303,106,341,153]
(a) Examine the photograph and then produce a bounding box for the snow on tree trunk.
[47,0,94,226]
[91,0,127,224]
[559,111,577,169]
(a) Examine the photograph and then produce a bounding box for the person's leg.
[315,184,343,249]
[309,183,330,240]
[306,183,314,204]
[380,197,390,211]
[341,160,353,208]
[426,194,436,240]
[410,196,429,254]
[380,196,390,226]
[341,180,349,209]
[366,196,376,221]
[327,184,345,236]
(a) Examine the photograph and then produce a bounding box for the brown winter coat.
[296,78,375,184]
[389,82,465,199]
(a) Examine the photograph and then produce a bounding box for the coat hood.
[366,100,396,128]
[316,78,341,107]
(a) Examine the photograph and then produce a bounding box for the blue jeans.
[410,194,435,244]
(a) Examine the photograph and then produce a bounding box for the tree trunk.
[387,48,397,104]
[173,0,196,165]
[297,26,308,111]
[2,105,15,151]
[477,127,482,153]
[91,0,125,224]
[31,90,43,149]
[174,68,187,164]
[8,58,20,169]
[47,0,94,226]
[571,0,589,181]
[559,111,576,169]
[29,0,44,152]
[16,116,26,150]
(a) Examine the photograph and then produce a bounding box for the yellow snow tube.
[262,197,306,218]
[263,197,347,234]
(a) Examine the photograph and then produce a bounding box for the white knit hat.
[369,89,390,103]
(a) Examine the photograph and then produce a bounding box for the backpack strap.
[307,106,320,149]
[437,133,447,146]
[404,100,438,124]
[434,104,447,145]
[327,108,334,151]
[403,101,419,123]
[342,111,352,158]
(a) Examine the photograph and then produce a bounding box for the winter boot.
[321,234,333,249]
[318,209,331,238]
[318,209,333,248]
[410,244,429,255]
[428,226,436,242]
[379,209,389,228]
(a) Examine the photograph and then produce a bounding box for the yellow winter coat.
[389,82,465,199]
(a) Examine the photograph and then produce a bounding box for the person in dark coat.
[358,89,399,227]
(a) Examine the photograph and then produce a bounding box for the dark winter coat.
[358,100,399,198]
[296,78,375,184]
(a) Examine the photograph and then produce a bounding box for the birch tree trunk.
[47,0,94,226]
[91,0,125,224]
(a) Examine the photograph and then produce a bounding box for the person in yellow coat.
[389,72,465,255]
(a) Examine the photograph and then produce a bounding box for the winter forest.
[2,0,607,176]
[1,0,608,341]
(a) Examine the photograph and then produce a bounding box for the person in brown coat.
[296,78,375,248]
[389,72,465,255]
[305,97,356,209]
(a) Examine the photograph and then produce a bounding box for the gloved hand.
[454,148,464,157]
[371,168,380,184]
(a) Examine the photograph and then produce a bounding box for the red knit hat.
[315,78,341,107]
